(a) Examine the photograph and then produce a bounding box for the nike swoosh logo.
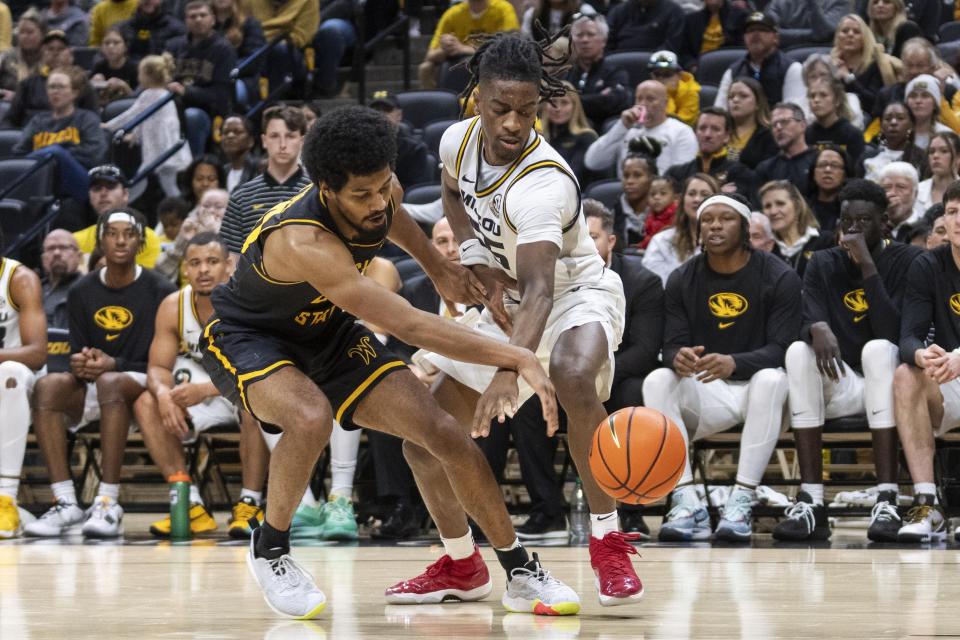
[791,411,803,416]
[596,514,616,521]
[871,409,883,415]
[853,314,866,323]
[462,176,474,183]
[719,321,735,329]
[106,334,119,341]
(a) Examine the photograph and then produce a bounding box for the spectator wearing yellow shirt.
[648,50,701,127]
[89,0,138,45]
[0,1,12,52]
[679,0,748,72]
[418,0,518,89]
[72,165,161,269]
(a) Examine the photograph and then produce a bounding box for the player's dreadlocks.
[459,29,570,118]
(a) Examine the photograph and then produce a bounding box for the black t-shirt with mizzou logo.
[663,250,802,380]
[901,243,960,364]
[802,242,922,369]
[66,268,176,373]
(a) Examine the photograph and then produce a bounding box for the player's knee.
[641,367,678,406]
[284,406,332,441]
[861,339,897,373]
[785,341,814,372]
[0,360,29,389]
[401,438,429,466]
[34,373,75,406]
[95,372,136,403]
[894,363,921,397]
[751,368,787,397]
[133,390,157,415]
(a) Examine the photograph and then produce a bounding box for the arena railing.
[352,0,411,104]
[231,34,295,121]
[106,89,188,191]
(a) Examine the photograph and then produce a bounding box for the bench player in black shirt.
[775,179,922,543]
[893,180,960,543]
[202,106,578,619]
[26,209,176,539]
[642,194,802,543]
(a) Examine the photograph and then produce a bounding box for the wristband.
[458,238,493,267]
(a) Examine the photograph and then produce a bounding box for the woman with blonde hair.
[759,180,834,276]
[725,77,778,170]
[540,80,598,180]
[104,53,192,200]
[797,54,864,129]
[805,77,865,162]
[866,0,920,58]
[832,14,902,117]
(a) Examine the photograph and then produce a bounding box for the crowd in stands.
[3,0,960,548]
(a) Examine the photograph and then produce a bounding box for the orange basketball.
[588,407,687,505]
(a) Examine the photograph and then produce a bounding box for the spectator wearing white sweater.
[584,79,697,177]
[103,53,192,201]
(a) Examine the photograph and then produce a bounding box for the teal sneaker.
[318,495,359,541]
[291,503,324,539]
[715,489,754,542]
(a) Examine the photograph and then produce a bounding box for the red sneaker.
[385,546,493,604]
[589,531,644,606]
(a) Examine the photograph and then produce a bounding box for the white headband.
[99,212,139,239]
[696,195,751,222]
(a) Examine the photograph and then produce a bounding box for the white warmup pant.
[0,361,37,496]
[642,367,788,487]
[935,378,960,436]
[785,339,899,430]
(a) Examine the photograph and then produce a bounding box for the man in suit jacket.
[513,199,666,540]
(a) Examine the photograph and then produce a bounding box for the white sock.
[877,483,898,494]
[52,480,77,505]
[329,422,360,499]
[441,529,475,560]
[0,476,17,500]
[240,488,262,505]
[97,482,120,501]
[190,484,203,506]
[494,537,521,552]
[673,483,699,505]
[800,483,824,505]
[0,375,29,501]
[914,482,937,498]
[590,511,619,539]
[300,488,318,509]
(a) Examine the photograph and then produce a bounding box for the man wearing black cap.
[368,91,434,189]
[3,30,98,128]
[714,13,804,111]
[69,165,163,268]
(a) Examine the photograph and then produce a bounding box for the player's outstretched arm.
[2,266,47,371]
[265,225,559,433]
[387,182,487,311]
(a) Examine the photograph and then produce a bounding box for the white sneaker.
[81,497,124,538]
[23,499,84,537]
[755,485,790,507]
[247,528,327,619]
[898,498,946,543]
[501,553,580,616]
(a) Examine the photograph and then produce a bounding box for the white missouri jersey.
[0,257,24,349]
[178,285,205,363]
[439,117,606,296]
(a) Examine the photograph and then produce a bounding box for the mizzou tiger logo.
[843,289,868,323]
[94,306,133,331]
[708,293,748,329]
[950,294,960,316]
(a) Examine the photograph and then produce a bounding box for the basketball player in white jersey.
[390,32,643,608]
[0,251,48,538]
[134,232,270,538]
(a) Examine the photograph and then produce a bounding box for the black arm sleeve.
[661,269,692,371]
[899,256,933,364]
[730,268,802,376]
[615,270,664,380]
[67,283,90,355]
[799,255,831,343]
[862,272,902,344]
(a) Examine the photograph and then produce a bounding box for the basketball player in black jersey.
[202,106,579,619]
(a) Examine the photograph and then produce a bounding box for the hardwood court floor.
[2,516,960,639]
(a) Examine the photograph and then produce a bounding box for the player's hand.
[695,353,736,383]
[673,345,704,377]
[919,344,947,369]
[839,232,876,271]
[84,349,117,378]
[810,322,845,383]
[928,352,960,384]
[170,382,209,408]
[472,369,520,438]
[433,260,487,316]
[470,264,516,335]
[158,391,190,438]
[70,351,94,380]
[517,353,560,436]
[408,363,438,387]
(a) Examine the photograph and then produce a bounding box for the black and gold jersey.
[67,268,176,373]
[211,184,395,344]
[901,243,960,363]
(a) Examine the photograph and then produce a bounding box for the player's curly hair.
[459,30,570,118]
[839,178,889,215]
[302,106,397,192]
